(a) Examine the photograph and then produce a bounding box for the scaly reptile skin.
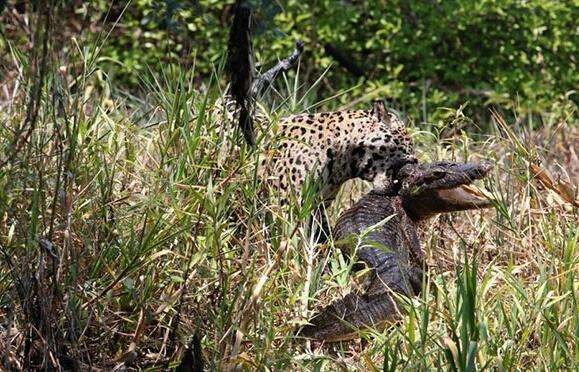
[300,192,424,341]
[300,161,493,341]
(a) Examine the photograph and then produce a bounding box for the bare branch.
[250,40,304,98]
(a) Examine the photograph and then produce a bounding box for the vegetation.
[0,1,577,370]
[2,1,577,119]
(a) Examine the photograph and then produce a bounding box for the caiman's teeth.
[461,184,494,200]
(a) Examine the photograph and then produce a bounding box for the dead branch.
[250,40,304,98]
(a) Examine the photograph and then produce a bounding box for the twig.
[250,40,305,98]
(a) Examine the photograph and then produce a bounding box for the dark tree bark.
[227,1,255,146]
[227,1,303,147]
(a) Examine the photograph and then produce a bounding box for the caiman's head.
[397,161,494,221]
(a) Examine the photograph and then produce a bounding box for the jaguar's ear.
[371,100,387,122]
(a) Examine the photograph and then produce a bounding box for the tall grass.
[0,11,577,371]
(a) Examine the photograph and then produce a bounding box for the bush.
[3,1,575,121]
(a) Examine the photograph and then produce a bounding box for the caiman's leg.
[360,248,423,298]
[299,248,423,341]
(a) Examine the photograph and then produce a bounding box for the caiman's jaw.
[435,184,492,210]
[398,161,494,221]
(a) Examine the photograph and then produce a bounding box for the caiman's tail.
[299,290,401,342]
[299,248,423,342]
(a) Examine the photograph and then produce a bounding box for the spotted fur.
[259,102,417,205]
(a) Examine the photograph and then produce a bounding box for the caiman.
[299,160,493,341]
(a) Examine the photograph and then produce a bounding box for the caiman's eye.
[432,169,446,178]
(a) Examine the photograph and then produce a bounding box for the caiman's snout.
[435,160,494,210]
[452,160,493,182]
[435,161,493,211]
[400,160,495,220]
[436,184,492,209]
